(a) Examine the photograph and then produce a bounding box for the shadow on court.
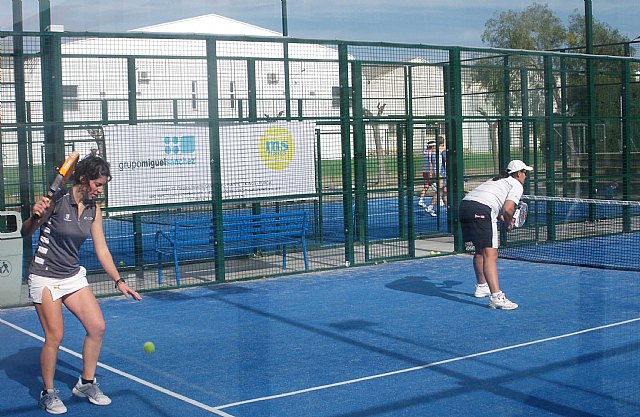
[385,276,486,308]
[0,347,78,401]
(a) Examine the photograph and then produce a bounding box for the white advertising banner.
[104,122,316,208]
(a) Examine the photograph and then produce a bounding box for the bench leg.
[282,245,287,270]
[157,252,163,284]
[173,248,181,285]
[302,238,309,271]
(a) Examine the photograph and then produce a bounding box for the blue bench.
[154,211,309,284]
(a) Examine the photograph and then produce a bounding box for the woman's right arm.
[21,197,52,237]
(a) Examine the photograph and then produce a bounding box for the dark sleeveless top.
[29,188,97,278]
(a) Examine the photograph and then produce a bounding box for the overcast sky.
[1,0,638,47]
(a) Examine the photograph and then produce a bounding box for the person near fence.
[418,140,437,209]
[425,137,447,217]
[21,152,141,414]
[458,159,532,310]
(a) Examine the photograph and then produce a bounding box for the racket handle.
[32,195,52,219]
[33,175,63,218]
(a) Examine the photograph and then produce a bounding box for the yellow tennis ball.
[436,251,441,255]
[430,251,435,255]
[118,261,125,267]
[143,341,155,354]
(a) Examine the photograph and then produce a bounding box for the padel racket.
[33,151,80,218]
[511,202,528,228]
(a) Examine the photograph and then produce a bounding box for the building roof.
[130,13,281,37]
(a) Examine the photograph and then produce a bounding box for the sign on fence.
[104,121,316,207]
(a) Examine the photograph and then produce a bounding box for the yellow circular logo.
[259,127,295,171]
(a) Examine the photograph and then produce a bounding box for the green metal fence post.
[543,55,556,241]
[133,213,144,279]
[405,120,415,257]
[40,28,65,177]
[13,1,31,224]
[127,57,138,124]
[501,56,511,169]
[206,39,225,282]
[447,49,464,252]
[338,44,354,267]
[351,61,368,260]
[621,59,631,232]
[314,128,324,243]
[283,40,292,119]
[404,66,414,246]
[559,57,569,197]
[247,59,257,121]
[520,68,531,195]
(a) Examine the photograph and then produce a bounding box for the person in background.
[418,140,437,209]
[21,153,141,414]
[458,159,532,310]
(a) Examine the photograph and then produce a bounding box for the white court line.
[216,317,640,410]
[0,317,235,417]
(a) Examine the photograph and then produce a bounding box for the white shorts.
[28,267,89,304]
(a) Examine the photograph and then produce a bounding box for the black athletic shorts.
[459,200,496,250]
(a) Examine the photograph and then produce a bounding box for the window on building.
[62,84,78,111]
[191,81,197,110]
[230,81,235,109]
[138,71,150,84]
[267,73,279,85]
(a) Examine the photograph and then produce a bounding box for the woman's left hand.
[118,282,142,301]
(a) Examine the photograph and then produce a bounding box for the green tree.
[475,4,565,169]
[476,3,635,173]
[564,12,637,154]
[567,12,632,56]
[482,3,566,51]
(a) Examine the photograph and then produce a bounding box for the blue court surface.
[1,255,639,416]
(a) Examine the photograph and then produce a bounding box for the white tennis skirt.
[28,267,89,303]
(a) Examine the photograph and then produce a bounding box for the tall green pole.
[584,1,593,54]
[13,0,30,218]
[38,0,51,32]
[39,0,65,176]
[13,0,35,277]
[584,0,596,203]
[281,0,288,36]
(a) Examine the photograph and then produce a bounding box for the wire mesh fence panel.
[500,195,640,271]
[1,30,639,303]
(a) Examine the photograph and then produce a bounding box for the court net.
[500,195,640,271]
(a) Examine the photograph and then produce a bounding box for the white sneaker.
[426,206,437,217]
[489,292,518,310]
[474,284,490,298]
[72,377,112,405]
[39,388,67,414]
[418,200,426,207]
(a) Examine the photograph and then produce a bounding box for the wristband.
[114,278,126,289]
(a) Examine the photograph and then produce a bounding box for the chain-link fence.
[1,31,639,302]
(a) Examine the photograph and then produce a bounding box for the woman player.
[22,152,141,414]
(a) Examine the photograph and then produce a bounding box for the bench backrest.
[222,211,307,243]
[169,219,214,248]
[168,211,307,247]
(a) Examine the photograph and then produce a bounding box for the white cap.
[506,159,533,173]
[426,140,436,146]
